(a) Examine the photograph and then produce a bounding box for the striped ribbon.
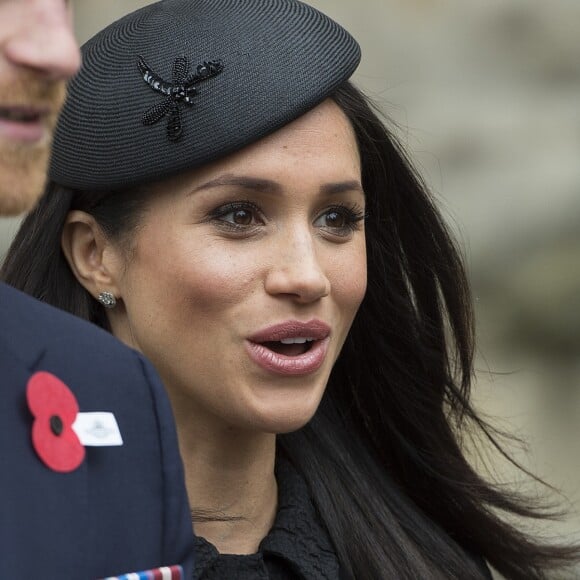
[101,564,183,580]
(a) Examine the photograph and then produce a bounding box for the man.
[0,0,78,214]
[0,1,193,577]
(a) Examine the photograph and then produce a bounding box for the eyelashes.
[207,200,263,230]
[314,203,366,236]
[207,200,366,238]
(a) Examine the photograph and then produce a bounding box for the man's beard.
[0,74,67,216]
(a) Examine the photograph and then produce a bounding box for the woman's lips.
[246,337,330,376]
[246,319,331,376]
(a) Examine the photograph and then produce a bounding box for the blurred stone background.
[1,0,579,574]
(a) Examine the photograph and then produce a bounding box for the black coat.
[192,460,492,580]
[0,282,194,578]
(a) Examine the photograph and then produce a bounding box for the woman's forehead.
[145,101,361,198]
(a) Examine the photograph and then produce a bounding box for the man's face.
[0,0,80,215]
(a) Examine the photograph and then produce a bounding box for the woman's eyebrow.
[320,180,364,196]
[189,175,282,195]
[189,174,364,196]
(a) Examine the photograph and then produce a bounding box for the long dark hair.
[2,81,577,579]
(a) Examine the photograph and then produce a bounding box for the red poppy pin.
[26,371,85,473]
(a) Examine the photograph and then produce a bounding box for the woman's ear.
[61,211,123,300]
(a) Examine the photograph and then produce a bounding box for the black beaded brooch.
[138,56,224,142]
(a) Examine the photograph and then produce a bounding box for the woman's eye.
[314,204,365,236]
[224,208,254,225]
[208,201,263,230]
[321,210,348,228]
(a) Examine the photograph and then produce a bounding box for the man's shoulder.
[0,284,195,577]
[0,281,136,360]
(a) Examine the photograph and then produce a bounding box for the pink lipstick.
[246,320,330,376]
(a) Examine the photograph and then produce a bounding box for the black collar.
[193,459,339,579]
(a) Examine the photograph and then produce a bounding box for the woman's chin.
[242,401,320,435]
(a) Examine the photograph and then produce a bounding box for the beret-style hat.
[50,0,361,191]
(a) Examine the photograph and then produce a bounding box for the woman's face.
[108,99,367,434]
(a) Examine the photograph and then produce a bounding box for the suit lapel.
[0,284,89,577]
[0,282,47,370]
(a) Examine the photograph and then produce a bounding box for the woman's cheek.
[177,248,261,311]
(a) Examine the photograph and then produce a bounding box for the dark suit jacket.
[0,282,194,578]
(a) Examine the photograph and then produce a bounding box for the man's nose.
[5,1,81,81]
[264,232,331,304]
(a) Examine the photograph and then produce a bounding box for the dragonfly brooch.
[138,55,224,142]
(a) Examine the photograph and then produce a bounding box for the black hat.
[50,0,361,191]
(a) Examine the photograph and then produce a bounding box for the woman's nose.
[4,1,81,81]
[264,233,331,304]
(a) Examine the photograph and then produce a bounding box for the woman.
[2,0,577,578]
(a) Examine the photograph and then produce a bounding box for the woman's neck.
[177,417,278,555]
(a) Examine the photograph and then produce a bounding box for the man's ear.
[61,210,123,300]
